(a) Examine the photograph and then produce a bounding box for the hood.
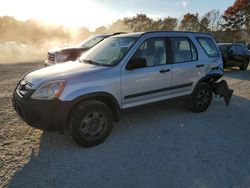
[49,46,88,54]
[25,61,107,87]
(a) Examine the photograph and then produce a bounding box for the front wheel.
[188,83,213,113]
[68,100,113,147]
[239,59,249,70]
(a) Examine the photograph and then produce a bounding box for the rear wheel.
[188,83,213,113]
[239,59,249,70]
[68,100,113,147]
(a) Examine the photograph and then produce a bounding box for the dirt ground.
[0,61,250,188]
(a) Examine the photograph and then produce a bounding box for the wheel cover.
[197,88,210,107]
[79,112,108,141]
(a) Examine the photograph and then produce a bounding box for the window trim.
[196,37,220,58]
[168,36,198,64]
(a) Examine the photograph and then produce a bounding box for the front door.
[121,37,172,109]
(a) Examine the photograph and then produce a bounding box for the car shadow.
[7,95,250,188]
[224,67,250,81]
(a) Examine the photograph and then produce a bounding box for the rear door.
[121,37,172,108]
[170,37,200,94]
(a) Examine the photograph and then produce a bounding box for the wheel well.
[67,94,122,125]
[90,96,121,122]
[199,74,222,84]
[193,74,223,93]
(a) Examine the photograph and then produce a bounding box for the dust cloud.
[0,17,130,64]
[0,39,81,64]
[0,17,91,64]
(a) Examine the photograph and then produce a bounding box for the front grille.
[17,80,33,97]
[47,53,55,62]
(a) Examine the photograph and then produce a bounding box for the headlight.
[31,80,66,100]
[56,53,69,63]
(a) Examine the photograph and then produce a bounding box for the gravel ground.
[0,62,250,188]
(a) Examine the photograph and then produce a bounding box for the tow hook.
[211,80,233,106]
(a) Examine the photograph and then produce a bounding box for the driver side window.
[132,38,167,67]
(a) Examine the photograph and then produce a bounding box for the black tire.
[222,61,226,69]
[188,83,213,113]
[68,100,113,147]
[239,59,249,70]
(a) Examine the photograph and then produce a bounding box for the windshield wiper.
[77,57,82,63]
[82,59,99,65]
[82,59,110,66]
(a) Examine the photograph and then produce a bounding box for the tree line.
[0,0,249,44]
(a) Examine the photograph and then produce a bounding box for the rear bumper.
[212,80,233,106]
[12,90,73,132]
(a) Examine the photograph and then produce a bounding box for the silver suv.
[12,31,233,147]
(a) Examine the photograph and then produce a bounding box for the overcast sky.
[0,0,235,31]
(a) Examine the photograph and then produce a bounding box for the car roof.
[218,43,246,46]
[218,43,233,46]
[94,34,112,37]
[113,32,144,38]
[95,32,129,38]
[112,30,213,38]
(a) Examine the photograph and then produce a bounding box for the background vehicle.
[13,31,232,147]
[44,33,124,66]
[218,43,250,70]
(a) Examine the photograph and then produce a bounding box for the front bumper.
[12,90,73,132]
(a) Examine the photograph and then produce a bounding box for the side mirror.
[126,58,147,70]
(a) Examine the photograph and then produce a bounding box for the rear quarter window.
[197,37,220,58]
[219,45,230,53]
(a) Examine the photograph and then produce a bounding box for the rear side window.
[170,37,198,63]
[197,37,220,58]
[219,45,230,53]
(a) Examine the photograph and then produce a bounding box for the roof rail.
[138,30,215,40]
[109,30,213,36]
[113,32,127,35]
[141,30,211,35]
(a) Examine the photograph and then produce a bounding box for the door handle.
[196,64,204,68]
[159,69,170,73]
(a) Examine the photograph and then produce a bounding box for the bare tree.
[179,13,200,31]
[107,20,131,33]
[204,10,223,31]
[199,16,210,32]
[124,14,154,32]
[160,17,178,30]
[94,26,108,34]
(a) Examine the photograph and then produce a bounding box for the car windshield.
[78,35,107,48]
[80,37,137,66]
